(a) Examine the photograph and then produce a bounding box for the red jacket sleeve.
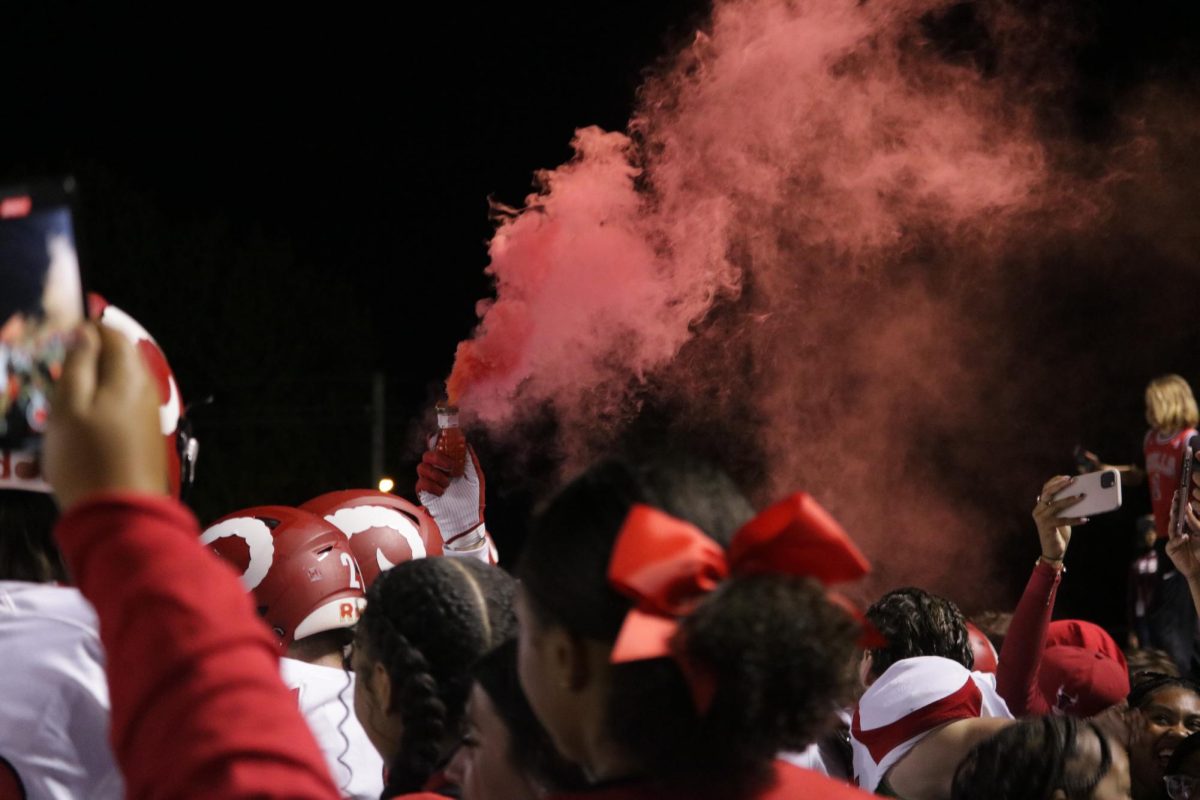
[54,493,340,800]
[994,560,1062,717]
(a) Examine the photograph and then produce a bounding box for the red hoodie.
[55,493,340,800]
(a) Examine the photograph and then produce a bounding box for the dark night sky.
[3,0,1200,629]
[0,0,709,513]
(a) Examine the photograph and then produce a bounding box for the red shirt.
[995,560,1062,716]
[55,493,340,800]
[548,762,874,799]
[1145,427,1197,537]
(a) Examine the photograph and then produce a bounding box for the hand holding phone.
[1166,472,1200,581]
[1173,435,1199,539]
[1050,468,1122,518]
[1034,474,1091,564]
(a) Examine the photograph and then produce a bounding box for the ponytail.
[357,557,515,796]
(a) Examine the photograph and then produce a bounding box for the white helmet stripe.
[376,549,397,573]
[160,375,181,436]
[323,506,426,560]
[98,303,180,435]
[200,517,276,591]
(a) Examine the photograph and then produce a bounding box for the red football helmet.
[200,505,367,649]
[966,621,999,674]
[89,294,197,498]
[1,294,197,497]
[301,490,444,587]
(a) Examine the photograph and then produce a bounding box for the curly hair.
[356,557,515,797]
[952,716,1112,800]
[517,456,860,794]
[866,587,973,679]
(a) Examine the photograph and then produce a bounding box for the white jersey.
[280,657,384,800]
[0,581,122,800]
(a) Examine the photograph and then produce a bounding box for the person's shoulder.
[0,581,100,637]
[768,761,874,798]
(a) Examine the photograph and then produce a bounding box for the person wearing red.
[1140,376,1199,539]
[1083,376,1199,673]
[0,296,196,800]
[996,475,1128,719]
[513,457,878,800]
[44,322,340,799]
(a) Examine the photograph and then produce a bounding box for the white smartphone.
[1050,468,1122,518]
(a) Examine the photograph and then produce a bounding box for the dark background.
[2,0,1199,635]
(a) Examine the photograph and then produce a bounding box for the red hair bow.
[607,492,878,710]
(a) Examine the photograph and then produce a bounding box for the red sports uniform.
[1144,427,1197,537]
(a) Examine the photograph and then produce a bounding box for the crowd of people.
[5,304,1200,800]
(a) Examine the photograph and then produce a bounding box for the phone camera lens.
[1101,472,1115,489]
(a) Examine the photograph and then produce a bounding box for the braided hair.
[356,557,515,797]
[951,716,1112,800]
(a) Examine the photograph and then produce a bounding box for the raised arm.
[995,476,1087,716]
[45,323,339,800]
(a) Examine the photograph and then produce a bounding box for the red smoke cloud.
[445,0,1147,605]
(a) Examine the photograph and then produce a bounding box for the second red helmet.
[301,490,443,588]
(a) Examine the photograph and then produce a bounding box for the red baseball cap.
[1038,620,1130,717]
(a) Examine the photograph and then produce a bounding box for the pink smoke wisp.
[447,0,1125,604]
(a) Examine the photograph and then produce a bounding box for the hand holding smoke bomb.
[433,401,466,477]
[416,404,490,562]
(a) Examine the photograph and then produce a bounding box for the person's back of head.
[951,716,1126,800]
[355,556,515,796]
[0,491,63,583]
[1145,374,1199,435]
[516,456,865,795]
[1126,649,1181,682]
[865,587,973,682]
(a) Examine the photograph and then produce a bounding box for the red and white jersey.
[850,656,1012,792]
[0,581,122,800]
[1145,427,1197,537]
[280,657,384,800]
